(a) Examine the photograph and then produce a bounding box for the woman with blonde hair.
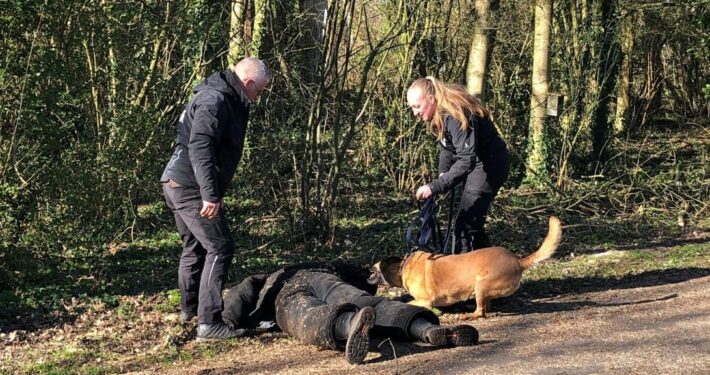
[407,76,509,251]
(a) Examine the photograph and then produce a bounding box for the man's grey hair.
[235,57,272,85]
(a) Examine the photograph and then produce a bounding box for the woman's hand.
[415,185,432,201]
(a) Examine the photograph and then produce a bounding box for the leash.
[405,197,440,253]
[405,183,459,255]
[441,186,457,254]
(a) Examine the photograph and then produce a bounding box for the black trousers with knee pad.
[274,271,437,349]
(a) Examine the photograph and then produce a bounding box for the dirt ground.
[140,271,710,375]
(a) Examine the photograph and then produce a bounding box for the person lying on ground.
[216,262,479,364]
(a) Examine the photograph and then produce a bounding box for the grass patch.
[525,242,710,282]
[159,348,194,364]
[23,346,118,375]
[155,289,181,314]
[115,301,136,319]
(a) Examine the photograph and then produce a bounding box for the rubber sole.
[425,327,450,346]
[426,325,479,347]
[344,306,375,365]
[448,325,479,346]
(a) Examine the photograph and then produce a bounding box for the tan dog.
[368,216,562,319]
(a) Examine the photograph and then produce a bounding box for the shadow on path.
[440,267,709,317]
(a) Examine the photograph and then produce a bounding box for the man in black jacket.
[222,262,479,364]
[161,57,271,340]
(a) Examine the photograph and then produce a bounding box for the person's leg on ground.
[347,294,479,347]
[303,271,478,351]
[276,271,375,364]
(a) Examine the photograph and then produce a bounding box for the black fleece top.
[161,70,251,202]
[428,112,508,195]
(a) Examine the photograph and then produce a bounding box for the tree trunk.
[250,0,267,57]
[639,12,664,128]
[228,0,247,64]
[466,0,493,101]
[591,0,620,165]
[525,0,552,187]
[614,8,634,135]
[302,0,328,83]
[228,0,265,62]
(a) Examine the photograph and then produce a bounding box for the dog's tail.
[519,216,562,269]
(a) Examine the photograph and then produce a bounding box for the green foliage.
[0,0,225,288]
[23,345,118,375]
[526,242,710,283]
[155,289,181,313]
[116,301,136,319]
[0,0,707,336]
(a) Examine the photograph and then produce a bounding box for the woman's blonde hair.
[409,76,489,140]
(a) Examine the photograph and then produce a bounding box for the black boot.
[428,325,479,346]
[196,322,251,341]
[409,318,479,347]
[333,311,355,341]
[333,307,375,365]
[408,318,434,341]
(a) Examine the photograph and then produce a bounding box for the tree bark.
[466,0,492,101]
[250,0,267,57]
[614,8,634,135]
[229,0,248,64]
[525,0,552,187]
[591,0,620,163]
[302,0,328,83]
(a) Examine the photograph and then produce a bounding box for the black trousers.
[163,182,234,324]
[275,271,436,350]
[454,152,509,252]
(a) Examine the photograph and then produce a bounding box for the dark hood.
[194,70,251,107]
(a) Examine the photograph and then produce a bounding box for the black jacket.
[161,70,251,202]
[429,112,508,195]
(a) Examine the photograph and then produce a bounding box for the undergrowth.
[0,124,707,340]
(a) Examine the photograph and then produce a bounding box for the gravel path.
[144,271,710,375]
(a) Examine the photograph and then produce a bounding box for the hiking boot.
[344,306,375,365]
[196,322,250,341]
[179,310,197,323]
[424,324,479,347]
[447,325,478,346]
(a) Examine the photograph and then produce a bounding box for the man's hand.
[200,200,221,219]
[415,185,432,201]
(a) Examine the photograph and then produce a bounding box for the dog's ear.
[380,257,403,288]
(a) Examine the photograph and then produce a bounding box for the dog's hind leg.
[462,283,490,319]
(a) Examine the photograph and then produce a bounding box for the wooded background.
[0,0,707,292]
